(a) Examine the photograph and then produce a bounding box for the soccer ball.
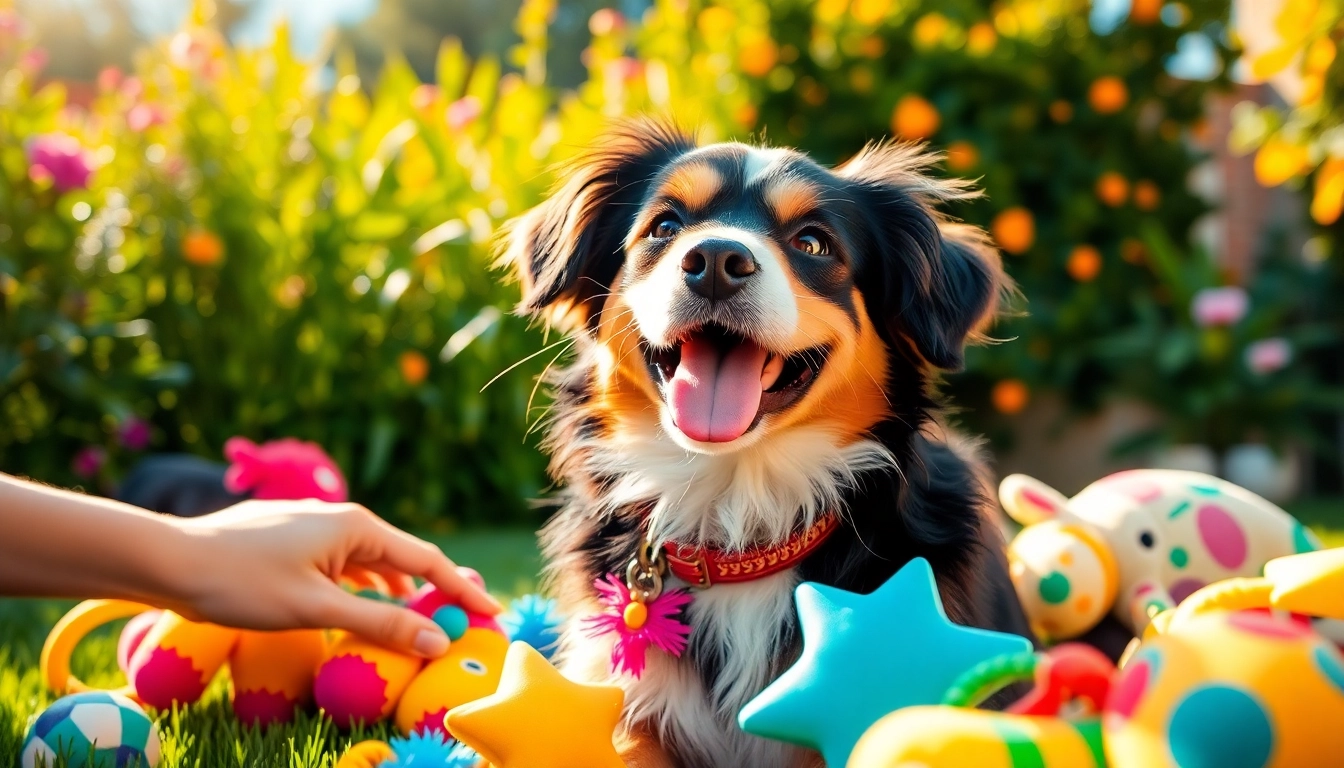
[21,691,161,768]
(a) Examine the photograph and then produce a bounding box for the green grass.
[4,503,1344,766]
[0,529,541,768]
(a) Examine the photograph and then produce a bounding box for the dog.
[500,119,1035,768]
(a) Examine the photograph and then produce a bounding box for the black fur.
[116,454,246,517]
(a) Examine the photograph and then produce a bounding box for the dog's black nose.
[681,239,757,301]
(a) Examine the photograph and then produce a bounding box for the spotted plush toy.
[1001,469,1318,643]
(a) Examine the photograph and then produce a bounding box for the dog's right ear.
[498,119,696,333]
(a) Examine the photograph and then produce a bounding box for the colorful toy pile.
[40,579,564,734]
[1001,469,1319,642]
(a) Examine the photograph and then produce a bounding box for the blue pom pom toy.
[380,730,477,767]
[500,595,564,660]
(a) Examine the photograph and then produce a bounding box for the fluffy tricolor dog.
[501,120,1034,768]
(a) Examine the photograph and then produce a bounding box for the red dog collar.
[661,512,840,588]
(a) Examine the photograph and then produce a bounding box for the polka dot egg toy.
[22,691,161,768]
[1104,608,1344,768]
[1001,469,1319,642]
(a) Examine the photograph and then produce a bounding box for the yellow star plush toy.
[445,641,626,768]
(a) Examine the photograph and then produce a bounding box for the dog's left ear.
[498,119,696,333]
[837,142,1008,371]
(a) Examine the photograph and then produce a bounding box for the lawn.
[2,503,1343,767]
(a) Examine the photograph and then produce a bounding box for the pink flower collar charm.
[582,539,693,678]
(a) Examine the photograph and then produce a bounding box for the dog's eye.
[791,228,829,256]
[648,214,682,240]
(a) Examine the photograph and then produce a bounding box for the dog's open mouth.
[642,323,830,443]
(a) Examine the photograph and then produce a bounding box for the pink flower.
[411,84,439,111]
[1191,286,1249,327]
[445,96,482,131]
[582,573,693,678]
[589,8,627,36]
[98,66,123,93]
[118,417,152,451]
[127,103,166,132]
[72,446,107,478]
[120,77,144,101]
[608,57,642,83]
[18,47,47,75]
[0,9,24,37]
[27,134,94,193]
[1245,337,1292,375]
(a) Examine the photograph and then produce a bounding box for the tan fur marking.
[659,161,723,212]
[765,176,823,224]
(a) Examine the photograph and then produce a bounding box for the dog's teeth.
[761,353,784,390]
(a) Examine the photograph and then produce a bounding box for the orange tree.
[588,0,1234,446]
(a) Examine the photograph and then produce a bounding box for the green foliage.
[0,13,576,528]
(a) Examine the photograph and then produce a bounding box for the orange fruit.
[1130,0,1161,24]
[991,207,1035,255]
[1096,172,1129,207]
[1088,76,1128,114]
[739,34,780,78]
[1311,158,1344,225]
[399,351,430,386]
[1133,180,1160,210]
[967,23,997,56]
[735,103,758,128]
[1048,100,1074,123]
[1121,238,1147,264]
[892,94,940,140]
[183,229,224,266]
[946,141,979,172]
[1067,245,1102,282]
[992,379,1029,415]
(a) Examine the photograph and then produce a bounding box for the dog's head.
[501,120,1005,454]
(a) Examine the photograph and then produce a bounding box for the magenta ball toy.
[117,610,163,677]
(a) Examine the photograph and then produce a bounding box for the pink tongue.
[668,335,768,443]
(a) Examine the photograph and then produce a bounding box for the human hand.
[161,499,501,658]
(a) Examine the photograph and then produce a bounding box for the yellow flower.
[183,229,224,266]
[1311,158,1344,225]
[991,207,1034,255]
[967,23,997,56]
[1306,37,1337,73]
[913,13,949,49]
[399,350,430,386]
[945,141,979,172]
[1096,172,1129,207]
[892,94,940,140]
[851,0,891,25]
[1067,245,1102,282]
[697,7,736,39]
[1088,76,1128,114]
[739,34,780,78]
[1254,137,1310,187]
[1133,180,1161,211]
[992,379,1029,415]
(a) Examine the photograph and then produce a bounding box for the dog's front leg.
[616,724,679,768]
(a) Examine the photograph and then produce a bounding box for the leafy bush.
[0,7,577,528]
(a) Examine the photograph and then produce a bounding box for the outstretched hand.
[167,500,503,658]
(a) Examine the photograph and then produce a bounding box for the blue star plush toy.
[737,557,1031,767]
